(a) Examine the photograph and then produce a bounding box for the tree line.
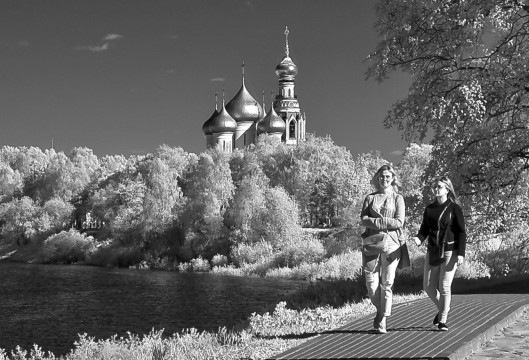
[0,135,435,265]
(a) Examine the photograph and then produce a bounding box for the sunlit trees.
[397,143,434,229]
[179,150,234,259]
[0,160,23,202]
[368,0,529,233]
[253,134,363,227]
[0,196,73,244]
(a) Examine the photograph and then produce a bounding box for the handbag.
[362,232,388,256]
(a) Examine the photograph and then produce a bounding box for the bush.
[130,255,179,271]
[179,256,211,272]
[230,241,274,266]
[275,235,326,268]
[191,256,211,272]
[266,250,363,282]
[478,225,529,276]
[211,254,229,267]
[42,229,96,264]
[456,250,491,279]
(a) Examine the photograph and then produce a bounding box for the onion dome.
[202,108,218,136]
[257,104,286,134]
[225,64,263,123]
[275,57,298,80]
[209,101,237,133]
[275,26,298,80]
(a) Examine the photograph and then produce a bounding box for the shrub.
[42,230,96,264]
[275,234,326,268]
[178,262,192,272]
[190,256,211,272]
[178,256,211,272]
[266,250,363,282]
[230,241,274,266]
[456,251,491,279]
[130,255,179,271]
[211,254,229,267]
[478,225,529,276]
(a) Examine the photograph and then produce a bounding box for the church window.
[289,121,296,139]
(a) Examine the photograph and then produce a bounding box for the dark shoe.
[433,313,439,326]
[438,322,448,331]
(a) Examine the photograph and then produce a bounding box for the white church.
[201,27,306,151]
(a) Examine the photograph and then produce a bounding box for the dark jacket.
[417,199,466,265]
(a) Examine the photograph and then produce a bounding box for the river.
[0,262,304,355]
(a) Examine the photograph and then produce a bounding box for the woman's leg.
[365,259,381,312]
[424,252,441,311]
[438,251,458,323]
[379,247,401,317]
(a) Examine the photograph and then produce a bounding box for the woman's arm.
[362,194,405,230]
[412,208,429,245]
[453,204,467,258]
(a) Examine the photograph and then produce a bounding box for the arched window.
[289,121,296,139]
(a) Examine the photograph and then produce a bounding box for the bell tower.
[273,27,306,145]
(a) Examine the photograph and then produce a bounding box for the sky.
[0,0,412,163]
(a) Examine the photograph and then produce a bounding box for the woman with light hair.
[411,176,467,331]
[360,164,409,334]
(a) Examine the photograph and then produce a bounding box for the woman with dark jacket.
[412,176,466,332]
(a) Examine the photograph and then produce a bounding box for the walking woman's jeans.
[424,251,458,323]
[365,245,401,317]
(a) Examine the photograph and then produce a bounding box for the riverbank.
[0,292,425,360]
[1,263,528,360]
[0,240,42,263]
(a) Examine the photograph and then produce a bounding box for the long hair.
[371,164,401,193]
[432,176,460,205]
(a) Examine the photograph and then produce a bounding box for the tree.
[180,150,234,259]
[396,143,434,232]
[0,160,23,203]
[368,0,529,232]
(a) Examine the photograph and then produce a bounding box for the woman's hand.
[411,237,421,246]
[457,256,465,266]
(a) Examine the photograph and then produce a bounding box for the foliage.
[396,143,434,230]
[211,253,229,267]
[42,230,97,264]
[179,150,234,259]
[0,196,73,244]
[274,234,326,268]
[472,222,529,276]
[0,160,22,203]
[230,240,275,267]
[178,256,211,272]
[368,0,529,233]
[266,250,363,282]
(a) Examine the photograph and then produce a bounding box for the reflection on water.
[0,263,303,355]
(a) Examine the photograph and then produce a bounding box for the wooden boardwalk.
[269,293,529,359]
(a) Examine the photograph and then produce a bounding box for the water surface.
[0,263,303,355]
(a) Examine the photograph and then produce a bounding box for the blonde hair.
[432,176,459,205]
[371,164,401,193]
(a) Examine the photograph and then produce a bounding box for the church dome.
[257,105,285,134]
[202,109,218,136]
[275,56,298,80]
[225,78,263,123]
[209,104,237,133]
